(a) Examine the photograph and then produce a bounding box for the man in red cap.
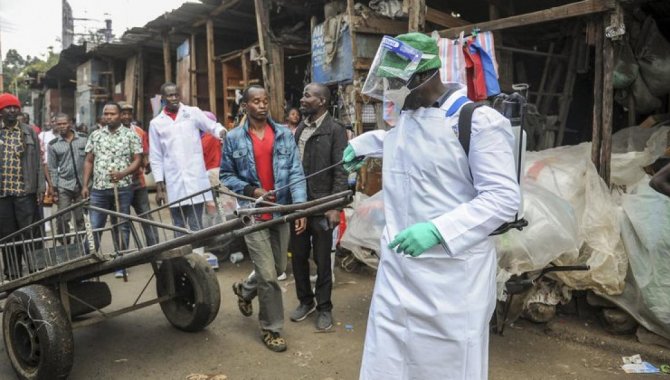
[0,93,46,279]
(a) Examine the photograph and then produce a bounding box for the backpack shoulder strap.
[457,102,484,157]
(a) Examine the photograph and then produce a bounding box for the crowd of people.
[0,80,350,351]
[0,33,526,379]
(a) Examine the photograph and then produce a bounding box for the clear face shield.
[362,36,435,125]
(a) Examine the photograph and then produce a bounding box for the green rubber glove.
[388,222,443,257]
[343,144,365,173]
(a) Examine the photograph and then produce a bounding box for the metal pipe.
[236,191,352,216]
[254,159,354,204]
[60,215,253,282]
[87,205,191,235]
[208,197,351,248]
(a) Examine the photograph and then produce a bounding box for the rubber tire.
[156,254,221,332]
[3,285,74,380]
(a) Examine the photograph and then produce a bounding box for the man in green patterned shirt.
[81,103,142,267]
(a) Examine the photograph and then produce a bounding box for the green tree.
[2,47,59,104]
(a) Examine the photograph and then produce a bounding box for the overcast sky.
[1,0,192,59]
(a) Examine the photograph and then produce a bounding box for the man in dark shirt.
[47,113,87,243]
[0,93,45,279]
[289,83,348,331]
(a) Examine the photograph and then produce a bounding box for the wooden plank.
[162,32,172,83]
[440,0,616,38]
[124,55,138,107]
[408,0,426,32]
[496,44,566,60]
[556,33,579,146]
[193,0,242,27]
[241,52,249,87]
[350,15,408,35]
[206,18,217,114]
[599,17,614,187]
[137,47,144,124]
[426,7,469,28]
[347,0,364,134]
[591,20,603,171]
[535,42,555,106]
[254,0,284,120]
[190,33,198,106]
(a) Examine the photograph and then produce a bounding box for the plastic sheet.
[604,180,670,340]
[340,192,384,270]
[611,126,669,186]
[524,143,627,295]
[495,181,580,277]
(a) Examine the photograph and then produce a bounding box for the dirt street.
[0,257,640,379]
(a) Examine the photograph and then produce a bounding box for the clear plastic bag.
[604,180,670,339]
[340,191,385,269]
[495,181,580,276]
[523,143,627,295]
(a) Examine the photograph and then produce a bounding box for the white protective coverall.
[149,103,225,206]
[350,88,520,380]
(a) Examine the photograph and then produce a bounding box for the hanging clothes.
[435,31,501,100]
[463,40,489,101]
[466,38,501,98]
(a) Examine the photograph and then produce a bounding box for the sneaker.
[290,302,316,322]
[277,272,287,281]
[232,282,253,317]
[114,269,127,279]
[316,311,333,331]
[261,330,287,352]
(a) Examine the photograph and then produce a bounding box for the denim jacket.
[220,118,307,210]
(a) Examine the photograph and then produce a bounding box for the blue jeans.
[89,187,133,251]
[169,203,204,237]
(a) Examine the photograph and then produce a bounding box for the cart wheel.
[156,254,221,332]
[3,285,73,380]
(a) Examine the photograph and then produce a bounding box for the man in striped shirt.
[47,113,87,242]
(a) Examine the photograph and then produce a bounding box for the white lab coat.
[350,89,520,380]
[149,104,225,206]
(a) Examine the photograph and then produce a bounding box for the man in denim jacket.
[221,85,306,352]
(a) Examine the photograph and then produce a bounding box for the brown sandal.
[232,282,253,317]
[261,330,287,352]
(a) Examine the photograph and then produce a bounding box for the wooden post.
[162,32,172,83]
[57,78,62,113]
[599,16,614,187]
[241,50,249,87]
[206,18,217,114]
[254,0,285,121]
[190,33,198,106]
[555,31,579,147]
[591,19,603,172]
[137,47,144,124]
[347,0,364,134]
[408,0,425,32]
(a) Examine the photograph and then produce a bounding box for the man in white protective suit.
[343,32,521,380]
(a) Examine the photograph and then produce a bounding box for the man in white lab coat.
[343,33,520,379]
[149,82,227,233]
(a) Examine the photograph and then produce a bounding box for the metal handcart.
[0,186,352,380]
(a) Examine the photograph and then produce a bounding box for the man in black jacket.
[0,93,45,279]
[290,83,348,330]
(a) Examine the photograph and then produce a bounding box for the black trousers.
[0,194,40,279]
[291,215,333,312]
